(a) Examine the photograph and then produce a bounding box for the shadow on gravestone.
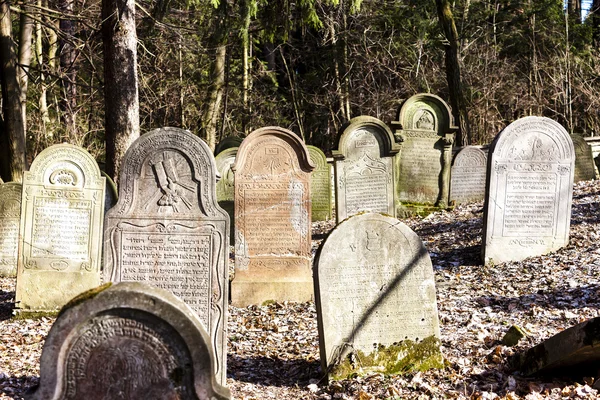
[0,182,22,277]
[27,282,230,400]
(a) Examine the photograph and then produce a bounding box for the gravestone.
[101,171,118,214]
[482,116,575,264]
[215,146,237,239]
[232,126,314,306]
[332,116,399,223]
[391,94,458,208]
[571,134,597,182]
[15,144,105,313]
[450,146,487,204]
[0,182,22,277]
[314,212,441,378]
[307,145,332,221]
[103,127,229,385]
[214,135,243,156]
[29,282,230,400]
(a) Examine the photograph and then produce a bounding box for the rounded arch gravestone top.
[482,116,575,264]
[0,182,22,277]
[306,145,332,221]
[29,282,230,400]
[450,146,487,205]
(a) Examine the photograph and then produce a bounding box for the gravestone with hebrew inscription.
[30,282,230,400]
[391,94,457,208]
[0,182,22,277]
[332,116,399,223]
[15,144,105,313]
[215,146,237,240]
[232,127,314,306]
[314,212,441,378]
[482,116,575,264]
[571,134,597,182]
[103,127,229,385]
[450,146,487,204]
[307,145,332,221]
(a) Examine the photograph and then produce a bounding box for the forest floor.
[1,180,600,399]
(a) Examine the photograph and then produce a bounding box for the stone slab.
[314,212,441,377]
[571,134,597,182]
[232,126,314,306]
[307,145,332,221]
[482,116,575,264]
[214,136,243,156]
[16,144,105,313]
[0,182,22,277]
[215,147,237,243]
[103,127,229,385]
[29,282,230,400]
[332,116,399,223]
[450,146,487,204]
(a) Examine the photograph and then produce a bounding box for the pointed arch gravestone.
[29,282,230,400]
[232,127,315,306]
[482,116,575,264]
[450,146,487,205]
[103,127,229,385]
[571,134,597,182]
[332,116,399,223]
[15,144,105,313]
[314,213,441,379]
[307,145,332,221]
[391,94,458,209]
[0,182,22,277]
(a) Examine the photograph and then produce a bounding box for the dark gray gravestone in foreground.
[29,282,230,400]
[104,127,229,385]
[0,182,22,277]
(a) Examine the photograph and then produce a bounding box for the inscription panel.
[0,183,22,276]
[398,132,442,203]
[450,147,487,204]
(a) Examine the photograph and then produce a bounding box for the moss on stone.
[12,310,59,320]
[57,282,113,317]
[502,325,528,347]
[329,336,445,380]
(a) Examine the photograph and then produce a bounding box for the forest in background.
[1,0,600,181]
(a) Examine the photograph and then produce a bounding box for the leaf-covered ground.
[1,180,600,399]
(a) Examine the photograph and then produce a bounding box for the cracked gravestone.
[450,146,487,205]
[307,145,332,221]
[0,182,22,277]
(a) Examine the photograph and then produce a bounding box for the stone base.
[230,280,314,307]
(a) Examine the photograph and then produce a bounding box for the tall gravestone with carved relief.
[333,116,399,223]
[232,127,314,306]
[307,145,332,221]
[0,182,22,277]
[15,144,106,313]
[450,146,487,204]
[482,116,575,264]
[391,94,458,210]
[103,127,229,385]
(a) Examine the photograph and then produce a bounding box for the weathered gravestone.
[29,282,230,400]
[482,116,575,264]
[232,126,314,306]
[332,116,399,223]
[391,94,457,208]
[0,182,22,277]
[314,212,441,379]
[450,146,487,204]
[307,145,332,221]
[215,146,237,240]
[101,171,118,214]
[103,127,229,385]
[16,144,105,313]
[214,135,243,156]
[571,134,597,182]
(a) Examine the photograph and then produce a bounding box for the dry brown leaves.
[1,180,600,399]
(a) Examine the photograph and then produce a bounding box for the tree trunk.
[18,5,33,136]
[241,0,251,134]
[35,0,49,135]
[0,0,27,182]
[435,0,470,145]
[102,0,140,182]
[568,0,581,24]
[58,0,78,140]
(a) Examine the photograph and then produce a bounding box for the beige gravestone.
[482,116,575,264]
[29,282,230,400]
[16,144,105,313]
[571,134,597,182]
[103,127,229,385]
[450,146,487,204]
[0,182,22,277]
[392,94,458,208]
[332,116,399,223]
[232,126,314,306]
[307,145,332,221]
[314,212,441,378]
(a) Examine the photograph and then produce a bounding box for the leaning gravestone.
[482,116,575,264]
[314,212,441,379]
[215,146,237,240]
[0,182,22,277]
[391,94,458,208]
[450,146,487,204]
[232,126,314,306]
[332,116,399,223]
[16,144,105,313]
[29,282,230,400]
[103,127,229,385]
[307,145,332,221]
[571,134,597,182]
